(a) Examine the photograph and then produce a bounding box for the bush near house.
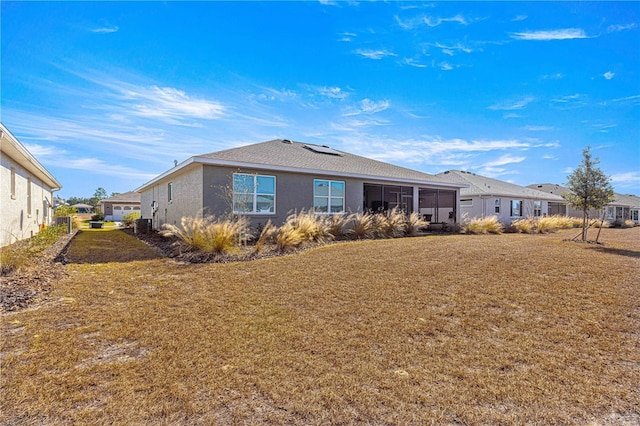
[0,225,67,275]
[122,211,141,227]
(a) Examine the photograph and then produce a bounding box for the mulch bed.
[0,232,76,314]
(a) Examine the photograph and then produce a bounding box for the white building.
[436,170,565,223]
[1,123,62,247]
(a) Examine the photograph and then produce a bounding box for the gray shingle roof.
[195,139,461,185]
[529,183,640,208]
[101,191,141,203]
[437,171,565,201]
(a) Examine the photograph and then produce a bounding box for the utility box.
[54,216,73,234]
[134,218,152,234]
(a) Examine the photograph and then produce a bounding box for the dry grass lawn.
[1,228,639,425]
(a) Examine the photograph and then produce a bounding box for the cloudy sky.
[2,1,638,198]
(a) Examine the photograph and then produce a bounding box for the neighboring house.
[71,203,94,214]
[136,139,466,230]
[529,183,640,224]
[0,123,62,247]
[100,191,141,221]
[436,170,565,223]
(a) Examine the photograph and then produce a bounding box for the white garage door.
[112,206,124,221]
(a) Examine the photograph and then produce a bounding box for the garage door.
[112,206,124,221]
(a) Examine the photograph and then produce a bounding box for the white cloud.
[512,15,528,22]
[541,73,564,80]
[482,154,526,167]
[342,98,390,117]
[91,25,119,34]
[523,125,554,131]
[604,71,615,80]
[318,86,349,100]
[610,171,640,185]
[403,58,428,68]
[607,23,637,33]
[434,42,473,55]
[22,144,57,157]
[510,28,588,41]
[424,14,468,27]
[439,62,453,71]
[353,49,396,60]
[121,85,225,122]
[488,97,534,111]
[338,32,356,42]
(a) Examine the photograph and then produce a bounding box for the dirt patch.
[0,232,76,314]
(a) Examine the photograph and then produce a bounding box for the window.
[314,180,345,213]
[114,206,122,210]
[460,199,472,207]
[533,200,542,217]
[495,199,501,214]
[233,173,275,214]
[27,177,32,216]
[124,206,132,211]
[510,200,522,217]
[167,182,173,202]
[10,167,16,199]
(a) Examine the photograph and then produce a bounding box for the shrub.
[405,212,428,237]
[462,216,503,234]
[345,212,375,240]
[380,208,407,238]
[511,218,535,234]
[325,214,350,240]
[0,225,66,275]
[161,215,250,254]
[122,211,141,227]
[91,211,105,221]
[275,223,305,251]
[54,205,78,217]
[283,210,332,244]
[254,220,277,253]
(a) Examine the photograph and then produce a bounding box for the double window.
[533,200,542,217]
[233,173,275,214]
[495,199,501,214]
[314,180,345,214]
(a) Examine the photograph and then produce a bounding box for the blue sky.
[2,1,639,198]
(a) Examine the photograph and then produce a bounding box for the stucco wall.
[202,165,365,229]
[140,164,204,230]
[1,152,55,247]
[459,196,554,223]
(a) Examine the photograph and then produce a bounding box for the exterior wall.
[202,165,366,229]
[459,196,553,223]
[140,165,204,230]
[1,152,55,247]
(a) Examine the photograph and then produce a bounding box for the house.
[435,170,565,223]
[528,183,640,224]
[71,203,94,214]
[0,123,62,247]
[135,139,466,230]
[100,191,141,221]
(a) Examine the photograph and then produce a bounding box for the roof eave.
[136,156,467,192]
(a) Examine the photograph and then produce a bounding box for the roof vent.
[282,139,292,144]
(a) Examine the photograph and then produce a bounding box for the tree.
[563,146,614,241]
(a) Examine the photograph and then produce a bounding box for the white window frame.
[167,182,173,203]
[313,179,345,214]
[460,198,473,207]
[232,173,276,214]
[533,200,542,217]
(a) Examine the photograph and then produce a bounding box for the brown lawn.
[1,227,638,425]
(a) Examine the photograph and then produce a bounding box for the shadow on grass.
[61,230,162,264]
[588,245,640,259]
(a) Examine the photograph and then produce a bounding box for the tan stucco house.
[100,191,141,222]
[136,139,466,230]
[0,123,62,247]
